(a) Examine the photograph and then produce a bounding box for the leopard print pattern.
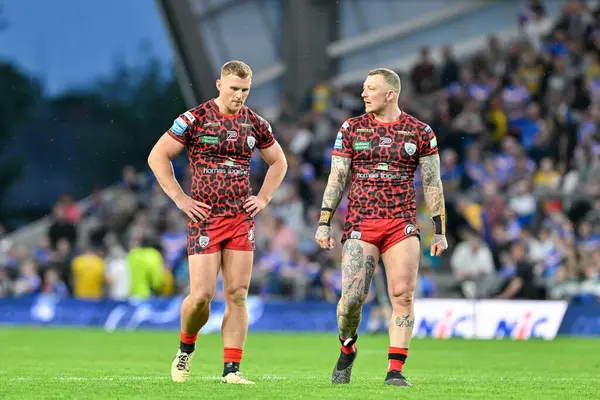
[331,111,438,235]
[167,100,274,219]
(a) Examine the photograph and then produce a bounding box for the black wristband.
[319,208,334,226]
[431,214,445,235]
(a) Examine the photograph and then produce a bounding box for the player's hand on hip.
[315,226,335,250]
[430,234,448,257]
[174,194,211,223]
[244,195,268,217]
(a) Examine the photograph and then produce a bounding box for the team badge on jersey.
[199,236,210,248]
[170,117,187,136]
[247,136,256,149]
[405,224,416,235]
[404,143,416,155]
[350,231,362,239]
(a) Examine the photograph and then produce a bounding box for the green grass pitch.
[0,327,598,399]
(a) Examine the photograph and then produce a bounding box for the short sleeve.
[167,110,197,145]
[331,120,353,158]
[418,124,438,158]
[254,115,276,149]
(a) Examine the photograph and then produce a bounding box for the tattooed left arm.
[419,154,448,256]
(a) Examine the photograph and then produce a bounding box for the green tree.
[0,63,40,225]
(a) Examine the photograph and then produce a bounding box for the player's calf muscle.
[338,240,378,336]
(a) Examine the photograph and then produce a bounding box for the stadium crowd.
[0,0,598,304]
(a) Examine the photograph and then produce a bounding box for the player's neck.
[213,97,239,116]
[371,107,402,124]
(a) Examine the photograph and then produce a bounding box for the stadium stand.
[0,0,598,306]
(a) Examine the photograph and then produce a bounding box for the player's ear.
[216,79,222,91]
[387,89,395,102]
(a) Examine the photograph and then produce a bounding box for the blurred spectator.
[59,193,82,225]
[13,259,41,297]
[451,230,496,298]
[0,267,12,297]
[495,242,539,300]
[440,45,460,88]
[104,232,130,300]
[127,237,165,300]
[71,246,105,300]
[411,47,438,95]
[47,203,77,250]
[41,268,68,298]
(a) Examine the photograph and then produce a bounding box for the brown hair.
[221,60,253,79]
[367,68,401,94]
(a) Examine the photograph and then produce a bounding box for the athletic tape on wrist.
[319,208,333,226]
[431,214,445,235]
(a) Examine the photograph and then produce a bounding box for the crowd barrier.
[1,296,593,339]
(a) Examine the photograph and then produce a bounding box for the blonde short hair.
[367,68,401,94]
[221,60,253,79]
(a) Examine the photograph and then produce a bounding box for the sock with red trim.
[339,334,358,355]
[179,331,198,354]
[223,347,243,376]
[388,347,408,372]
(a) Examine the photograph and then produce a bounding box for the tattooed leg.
[381,236,420,349]
[337,240,379,339]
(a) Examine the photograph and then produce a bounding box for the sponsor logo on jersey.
[375,163,389,171]
[183,111,196,123]
[199,236,210,248]
[398,130,412,136]
[356,128,374,133]
[379,137,392,147]
[424,124,432,133]
[221,157,236,167]
[356,172,405,180]
[430,136,437,149]
[405,224,416,235]
[350,231,362,240]
[342,121,350,130]
[227,130,237,141]
[404,143,417,155]
[200,135,220,145]
[334,131,343,149]
[247,136,256,149]
[240,123,253,128]
[170,117,187,136]
[203,122,221,128]
[248,227,254,242]
[354,141,371,151]
[202,167,248,175]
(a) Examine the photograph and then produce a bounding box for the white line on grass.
[8,375,288,382]
[7,376,596,383]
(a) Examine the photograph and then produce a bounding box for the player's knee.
[390,285,415,308]
[189,290,213,309]
[225,286,248,307]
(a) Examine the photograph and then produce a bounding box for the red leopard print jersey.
[331,111,438,221]
[167,100,275,217]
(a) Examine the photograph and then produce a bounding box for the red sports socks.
[388,347,408,372]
